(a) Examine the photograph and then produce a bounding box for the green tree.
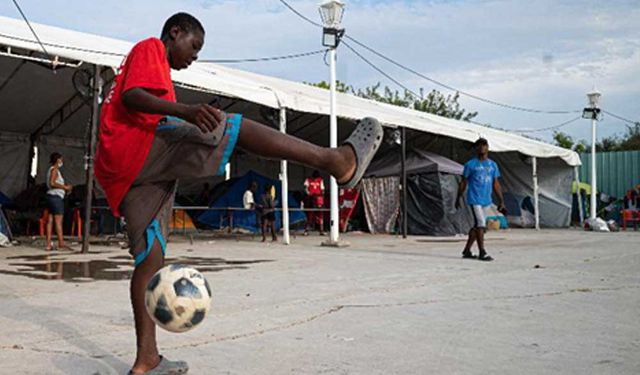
[309,82,478,121]
[594,123,640,152]
[553,131,589,153]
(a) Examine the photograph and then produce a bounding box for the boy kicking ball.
[94,13,382,375]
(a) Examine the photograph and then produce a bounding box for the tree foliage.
[308,82,478,121]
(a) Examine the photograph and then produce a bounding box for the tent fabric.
[492,153,572,227]
[0,15,580,167]
[0,209,12,240]
[36,136,86,187]
[406,173,474,236]
[366,149,463,177]
[361,177,400,234]
[197,171,305,232]
[0,132,30,198]
[170,209,196,233]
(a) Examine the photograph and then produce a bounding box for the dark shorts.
[46,195,65,215]
[262,211,276,222]
[120,114,242,266]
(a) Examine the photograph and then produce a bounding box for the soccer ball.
[145,264,212,333]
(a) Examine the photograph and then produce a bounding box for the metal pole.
[81,64,101,253]
[279,107,290,245]
[532,156,540,230]
[401,127,407,238]
[590,117,597,220]
[328,47,340,244]
[574,166,584,225]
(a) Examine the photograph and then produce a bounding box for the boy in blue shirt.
[456,138,505,261]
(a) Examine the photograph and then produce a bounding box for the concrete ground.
[0,229,639,375]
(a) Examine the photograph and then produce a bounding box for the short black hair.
[49,152,62,165]
[161,12,205,39]
[474,138,488,148]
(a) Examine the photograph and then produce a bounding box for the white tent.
[0,16,581,244]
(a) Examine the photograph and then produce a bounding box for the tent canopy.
[366,148,464,177]
[0,15,581,167]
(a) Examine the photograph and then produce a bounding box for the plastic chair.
[70,208,83,240]
[620,209,639,231]
[38,209,50,237]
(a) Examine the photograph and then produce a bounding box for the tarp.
[366,149,463,177]
[363,149,473,235]
[170,209,196,233]
[0,209,12,240]
[0,15,581,167]
[197,170,305,232]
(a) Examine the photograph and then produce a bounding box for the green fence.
[579,150,640,198]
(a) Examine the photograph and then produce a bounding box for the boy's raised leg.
[236,118,357,184]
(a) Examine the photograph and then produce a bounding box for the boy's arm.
[122,87,223,133]
[493,178,505,211]
[456,176,467,209]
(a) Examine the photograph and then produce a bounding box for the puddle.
[0,254,272,282]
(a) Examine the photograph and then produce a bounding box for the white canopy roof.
[0,15,581,166]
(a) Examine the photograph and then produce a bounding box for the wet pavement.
[0,229,639,375]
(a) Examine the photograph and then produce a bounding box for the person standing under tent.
[304,170,325,236]
[455,138,505,261]
[260,184,277,242]
[45,152,73,251]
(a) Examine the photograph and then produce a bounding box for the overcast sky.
[1,0,638,143]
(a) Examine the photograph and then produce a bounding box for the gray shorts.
[470,205,489,229]
[120,114,242,266]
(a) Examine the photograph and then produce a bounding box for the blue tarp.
[0,191,12,207]
[197,171,305,232]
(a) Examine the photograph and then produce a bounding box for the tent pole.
[81,64,101,253]
[401,127,408,238]
[532,157,540,231]
[574,166,584,226]
[279,107,290,245]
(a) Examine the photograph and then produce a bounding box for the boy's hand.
[182,104,224,133]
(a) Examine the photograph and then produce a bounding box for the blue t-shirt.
[463,158,500,206]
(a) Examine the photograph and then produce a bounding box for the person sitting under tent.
[304,170,325,236]
[455,138,505,262]
[45,152,73,251]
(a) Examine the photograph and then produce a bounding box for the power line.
[278,0,322,28]
[342,40,422,99]
[603,110,639,125]
[512,116,582,133]
[198,49,327,64]
[11,0,50,58]
[278,0,580,115]
[345,36,580,115]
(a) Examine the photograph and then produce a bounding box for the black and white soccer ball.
[145,264,212,333]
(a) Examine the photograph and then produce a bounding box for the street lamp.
[319,0,345,246]
[582,88,601,220]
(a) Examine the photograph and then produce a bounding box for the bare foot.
[332,145,357,185]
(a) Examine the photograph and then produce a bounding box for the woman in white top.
[46,152,73,251]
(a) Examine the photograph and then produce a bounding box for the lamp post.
[319,0,345,245]
[582,88,601,220]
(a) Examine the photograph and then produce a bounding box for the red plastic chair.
[621,209,640,231]
[70,208,82,240]
[39,209,50,237]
